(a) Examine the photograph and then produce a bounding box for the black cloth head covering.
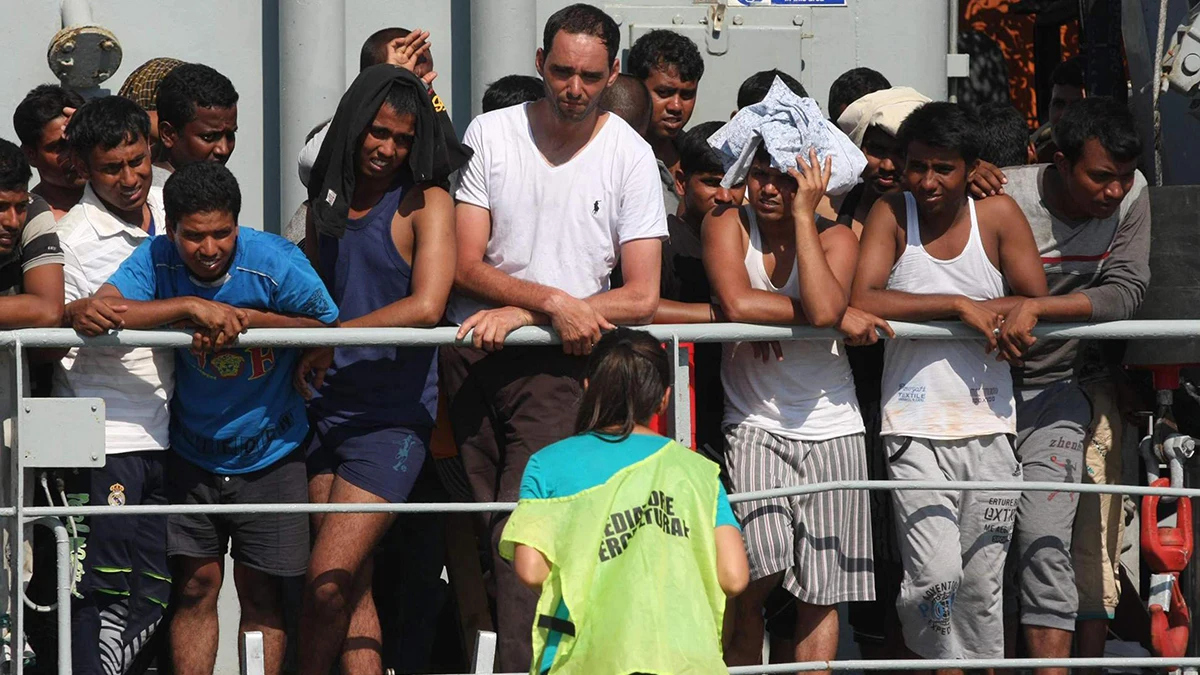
[308,65,471,238]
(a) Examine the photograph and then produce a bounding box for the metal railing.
[3,320,1199,675]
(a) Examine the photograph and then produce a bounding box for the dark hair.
[1051,56,1086,90]
[482,75,545,113]
[156,64,239,130]
[626,29,705,82]
[360,27,411,72]
[66,96,151,162]
[1052,97,1142,164]
[896,101,981,165]
[0,139,32,192]
[382,83,423,118]
[164,160,241,229]
[543,4,620,66]
[827,67,890,120]
[737,69,807,110]
[974,102,1030,168]
[574,328,671,440]
[600,74,651,131]
[13,84,86,149]
[677,121,726,176]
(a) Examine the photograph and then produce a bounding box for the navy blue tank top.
[309,183,438,428]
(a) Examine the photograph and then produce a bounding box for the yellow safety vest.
[500,439,728,675]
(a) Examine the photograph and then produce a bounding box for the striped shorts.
[724,425,875,605]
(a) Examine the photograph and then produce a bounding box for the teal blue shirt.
[518,432,739,673]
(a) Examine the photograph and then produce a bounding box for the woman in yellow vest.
[500,328,749,674]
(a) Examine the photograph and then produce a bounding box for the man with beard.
[443,4,665,669]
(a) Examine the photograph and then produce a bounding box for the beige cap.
[836,86,931,147]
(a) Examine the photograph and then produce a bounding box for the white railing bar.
[4,319,1200,349]
[440,657,1200,675]
[10,478,1198,519]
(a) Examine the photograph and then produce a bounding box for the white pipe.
[278,0,345,232]
[60,0,93,28]
[470,0,538,118]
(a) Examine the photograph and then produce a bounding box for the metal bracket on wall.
[19,398,105,468]
[698,0,730,55]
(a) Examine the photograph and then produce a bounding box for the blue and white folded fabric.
[707,76,867,194]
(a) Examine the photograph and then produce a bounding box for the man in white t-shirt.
[53,96,174,675]
[442,4,666,670]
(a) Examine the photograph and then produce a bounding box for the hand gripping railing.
[3,320,1199,675]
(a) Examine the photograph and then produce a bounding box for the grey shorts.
[886,433,1021,660]
[166,449,310,578]
[1005,380,1092,630]
[724,425,875,605]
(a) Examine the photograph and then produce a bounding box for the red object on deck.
[650,342,697,450]
[1142,478,1194,574]
[1142,477,1193,663]
[1149,578,1191,663]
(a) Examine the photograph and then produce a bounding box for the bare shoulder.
[972,194,1029,238]
[705,203,748,234]
[818,218,858,249]
[398,182,453,218]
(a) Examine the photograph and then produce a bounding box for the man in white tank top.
[851,102,1048,662]
[707,147,875,671]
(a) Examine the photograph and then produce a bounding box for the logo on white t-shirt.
[592,200,600,215]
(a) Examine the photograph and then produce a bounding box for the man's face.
[746,156,797,224]
[1056,138,1138,220]
[860,126,904,195]
[902,140,974,218]
[86,135,153,215]
[169,209,237,282]
[0,188,30,256]
[678,170,744,223]
[536,32,618,123]
[357,103,415,182]
[25,116,85,189]
[1048,84,1084,126]
[644,65,698,141]
[162,105,238,167]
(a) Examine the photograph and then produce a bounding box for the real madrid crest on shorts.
[107,483,126,507]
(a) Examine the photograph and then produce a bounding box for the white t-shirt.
[448,103,668,324]
[54,184,174,454]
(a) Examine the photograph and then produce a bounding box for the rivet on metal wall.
[731,14,744,26]
[793,15,804,26]
[613,13,623,25]
[672,14,684,25]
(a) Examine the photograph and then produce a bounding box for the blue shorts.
[305,419,430,503]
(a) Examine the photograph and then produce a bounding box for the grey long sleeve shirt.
[1002,164,1151,388]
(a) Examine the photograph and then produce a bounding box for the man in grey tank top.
[852,102,1047,662]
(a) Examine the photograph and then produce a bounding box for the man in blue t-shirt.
[88,162,338,675]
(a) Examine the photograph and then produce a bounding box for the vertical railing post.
[11,335,26,675]
[471,630,497,674]
[669,335,692,448]
[240,631,266,675]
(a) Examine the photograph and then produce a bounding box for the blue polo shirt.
[106,227,339,474]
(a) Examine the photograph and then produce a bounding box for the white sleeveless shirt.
[881,193,1015,439]
[721,208,863,441]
